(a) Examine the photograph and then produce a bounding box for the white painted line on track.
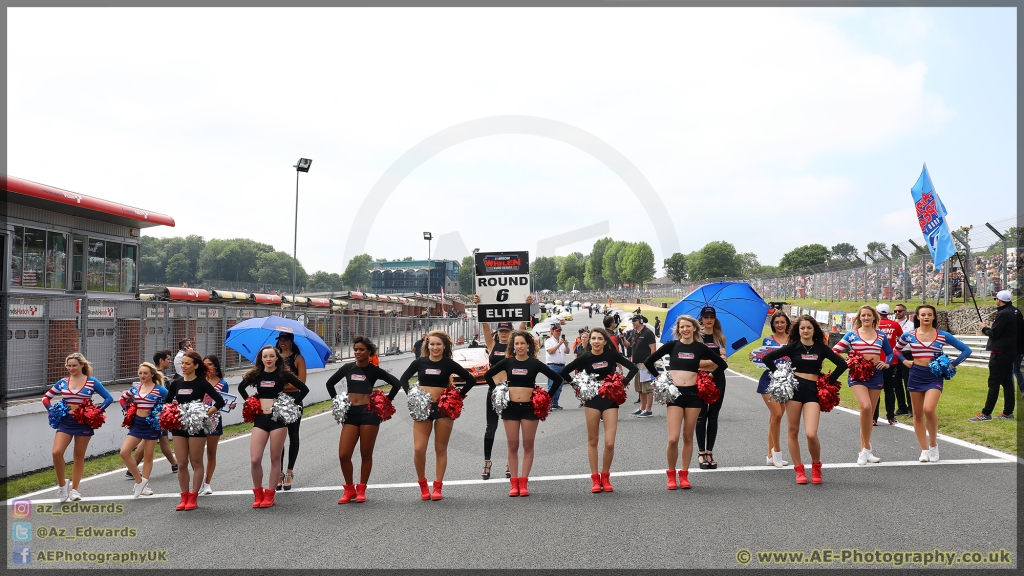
[11,458,1013,505]
[726,369,1019,463]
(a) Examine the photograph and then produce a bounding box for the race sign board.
[475,251,531,322]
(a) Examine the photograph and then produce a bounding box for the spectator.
[892,304,915,417]
[173,339,194,379]
[970,290,1021,421]
[627,315,657,418]
[654,316,662,338]
[412,333,427,357]
[544,324,570,410]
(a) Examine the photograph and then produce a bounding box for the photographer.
[544,324,571,411]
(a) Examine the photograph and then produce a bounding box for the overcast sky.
[7,7,1017,276]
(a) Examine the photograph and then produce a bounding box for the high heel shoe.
[706,451,718,470]
[283,472,294,491]
[698,452,711,470]
[482,460,492,481]
[276,472,284,491]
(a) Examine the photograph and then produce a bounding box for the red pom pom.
[72,399,106,429]
[598,373,627,405]
[816,372,841,412]
[121,403,137,429]
[158,401,182,431]
[368,390,396,422]
[696,371,720,404]
[847,350,875,382]
[531,387,552,420]
[242,396,261,423]
[437,387,464,419]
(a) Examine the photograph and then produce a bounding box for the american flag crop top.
[832,330,894,364]
[895,330,972,366]
[42,377,113,410]
[120,384,169,410]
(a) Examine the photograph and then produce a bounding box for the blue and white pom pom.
[331,392,352,424]
[179,401,215,435]
[652,371,680,404]
[407,386,432,422]
[271,393,302,424]
[767,362,797,403]
[145,398,163,431]
[929,355,956,380]
[491,383,510,414]
[48,400,71,429]
[570,371,600,403]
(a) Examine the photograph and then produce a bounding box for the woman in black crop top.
[325,337,401,504]
[275,332,306,492]
[558,327,638,494]
[237,345,309,508]
[696,307,729,470]
[485,331,563,497]
[164,351,225,511]
[643,315,727,490]
[763,315,847,485]
[397,330,477,501]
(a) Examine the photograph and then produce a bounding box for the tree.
[198,238,274,282]
[688,241,740,281]
[252,251,308,287]
[557,252,585,290]
[584,258,600,289]
[341,254,373,290]
[734,252,762,277]
[586,237,613,289]
[830,243,858,260]
[165,253,191,285]
[561,276,580,292]
[619,242,656,286]
[307,271,343,292]
[402,256,414,261]
[602,241,628,287]
[532,256,558,291]
[986,227,1021,253]
[664,253,687,283]
[778,244,829,272]
[865,241,887,257]
[459,256,475,294]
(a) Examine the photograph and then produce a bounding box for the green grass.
[1,399,336,500]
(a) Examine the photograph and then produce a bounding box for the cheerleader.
[643,317,727,490]
[696,306,729,470]
[164,351,225,511]
[118,362,168,498]
[397,330,477,501]
[764,316,848,485]
[238,345,308,508]
[42,353,113,502]
[325,337,401,504]
[557,327,638,493]
[832,305,895,465]
[200,355,235,495]
[484,330,563,496]
[275,333,306,491]
[756,311,792,468]
[895,305,972,462]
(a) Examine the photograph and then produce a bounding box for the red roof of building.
[3,174,175,228]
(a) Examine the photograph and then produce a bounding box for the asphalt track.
[6,312,1019,570]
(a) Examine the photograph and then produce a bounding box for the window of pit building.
[10,226,69,289]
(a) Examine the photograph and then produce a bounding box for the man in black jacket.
[969,290,1021,421]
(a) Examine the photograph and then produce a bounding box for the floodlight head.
[295,158,312,172]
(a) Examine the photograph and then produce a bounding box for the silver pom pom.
[332,392,351,424]
[652,371,680,404]
[570,371,600,403]
[491,383,510,414]
[179,401,216,435]
[407,386,432,422]
[271,393,302,424]
[203,413,221,435]
[767,362,797,403]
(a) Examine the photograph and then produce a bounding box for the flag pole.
[954,252,983,323]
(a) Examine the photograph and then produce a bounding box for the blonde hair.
[673,315,701,341]
[65,352,92,376]
[852,305,880,330]
[138,362,164,386]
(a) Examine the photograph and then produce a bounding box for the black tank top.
[701,333,726,378]
[489,341,508,368]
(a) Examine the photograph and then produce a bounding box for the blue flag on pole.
[910,164,956,271]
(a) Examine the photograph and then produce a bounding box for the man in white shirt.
[544,324,570,410]
[173,338,194,378]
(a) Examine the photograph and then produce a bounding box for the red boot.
[509,477,520,497]
[811,462,823,485]
[417,478,430,501]
[260,489,276,508]
[183,491,198,511]
[252,487,264,508]
[175,492,188,511]
[338,484,356,504]
[590,474,602,493]
[431,481,443,501]
[600,471,613,493]
[355,484,367,503]
[794,464,808,485]
[666,469,677,490]
[678,470,691,489]
[518,477,529,497]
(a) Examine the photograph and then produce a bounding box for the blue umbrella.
[225,316,332,369]
[660,282,769,357]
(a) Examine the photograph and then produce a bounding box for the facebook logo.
[12,522,32,541]
[12,546,32,565]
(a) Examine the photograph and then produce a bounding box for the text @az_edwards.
[735,548,1013,567]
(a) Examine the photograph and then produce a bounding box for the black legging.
[696,375,727,452]
[484,383,499,460]
[279,403,303,470]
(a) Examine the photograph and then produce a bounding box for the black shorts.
[667,386,704,409]
[584,396,618,412]
[253,413,287,432]
[172,429,207,438]
[427,401,445,421]
[502,400,538,421]
[343,404,382,427]
[791,377,819,404]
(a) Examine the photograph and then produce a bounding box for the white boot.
[919,450,930,462]
[58,479,70,502]
[772,450,788,468]
[857,449,869,466]
[865,447,881,463]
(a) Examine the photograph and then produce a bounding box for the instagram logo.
[11,499,32,519]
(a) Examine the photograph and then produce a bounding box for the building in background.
[370,259,460,295]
